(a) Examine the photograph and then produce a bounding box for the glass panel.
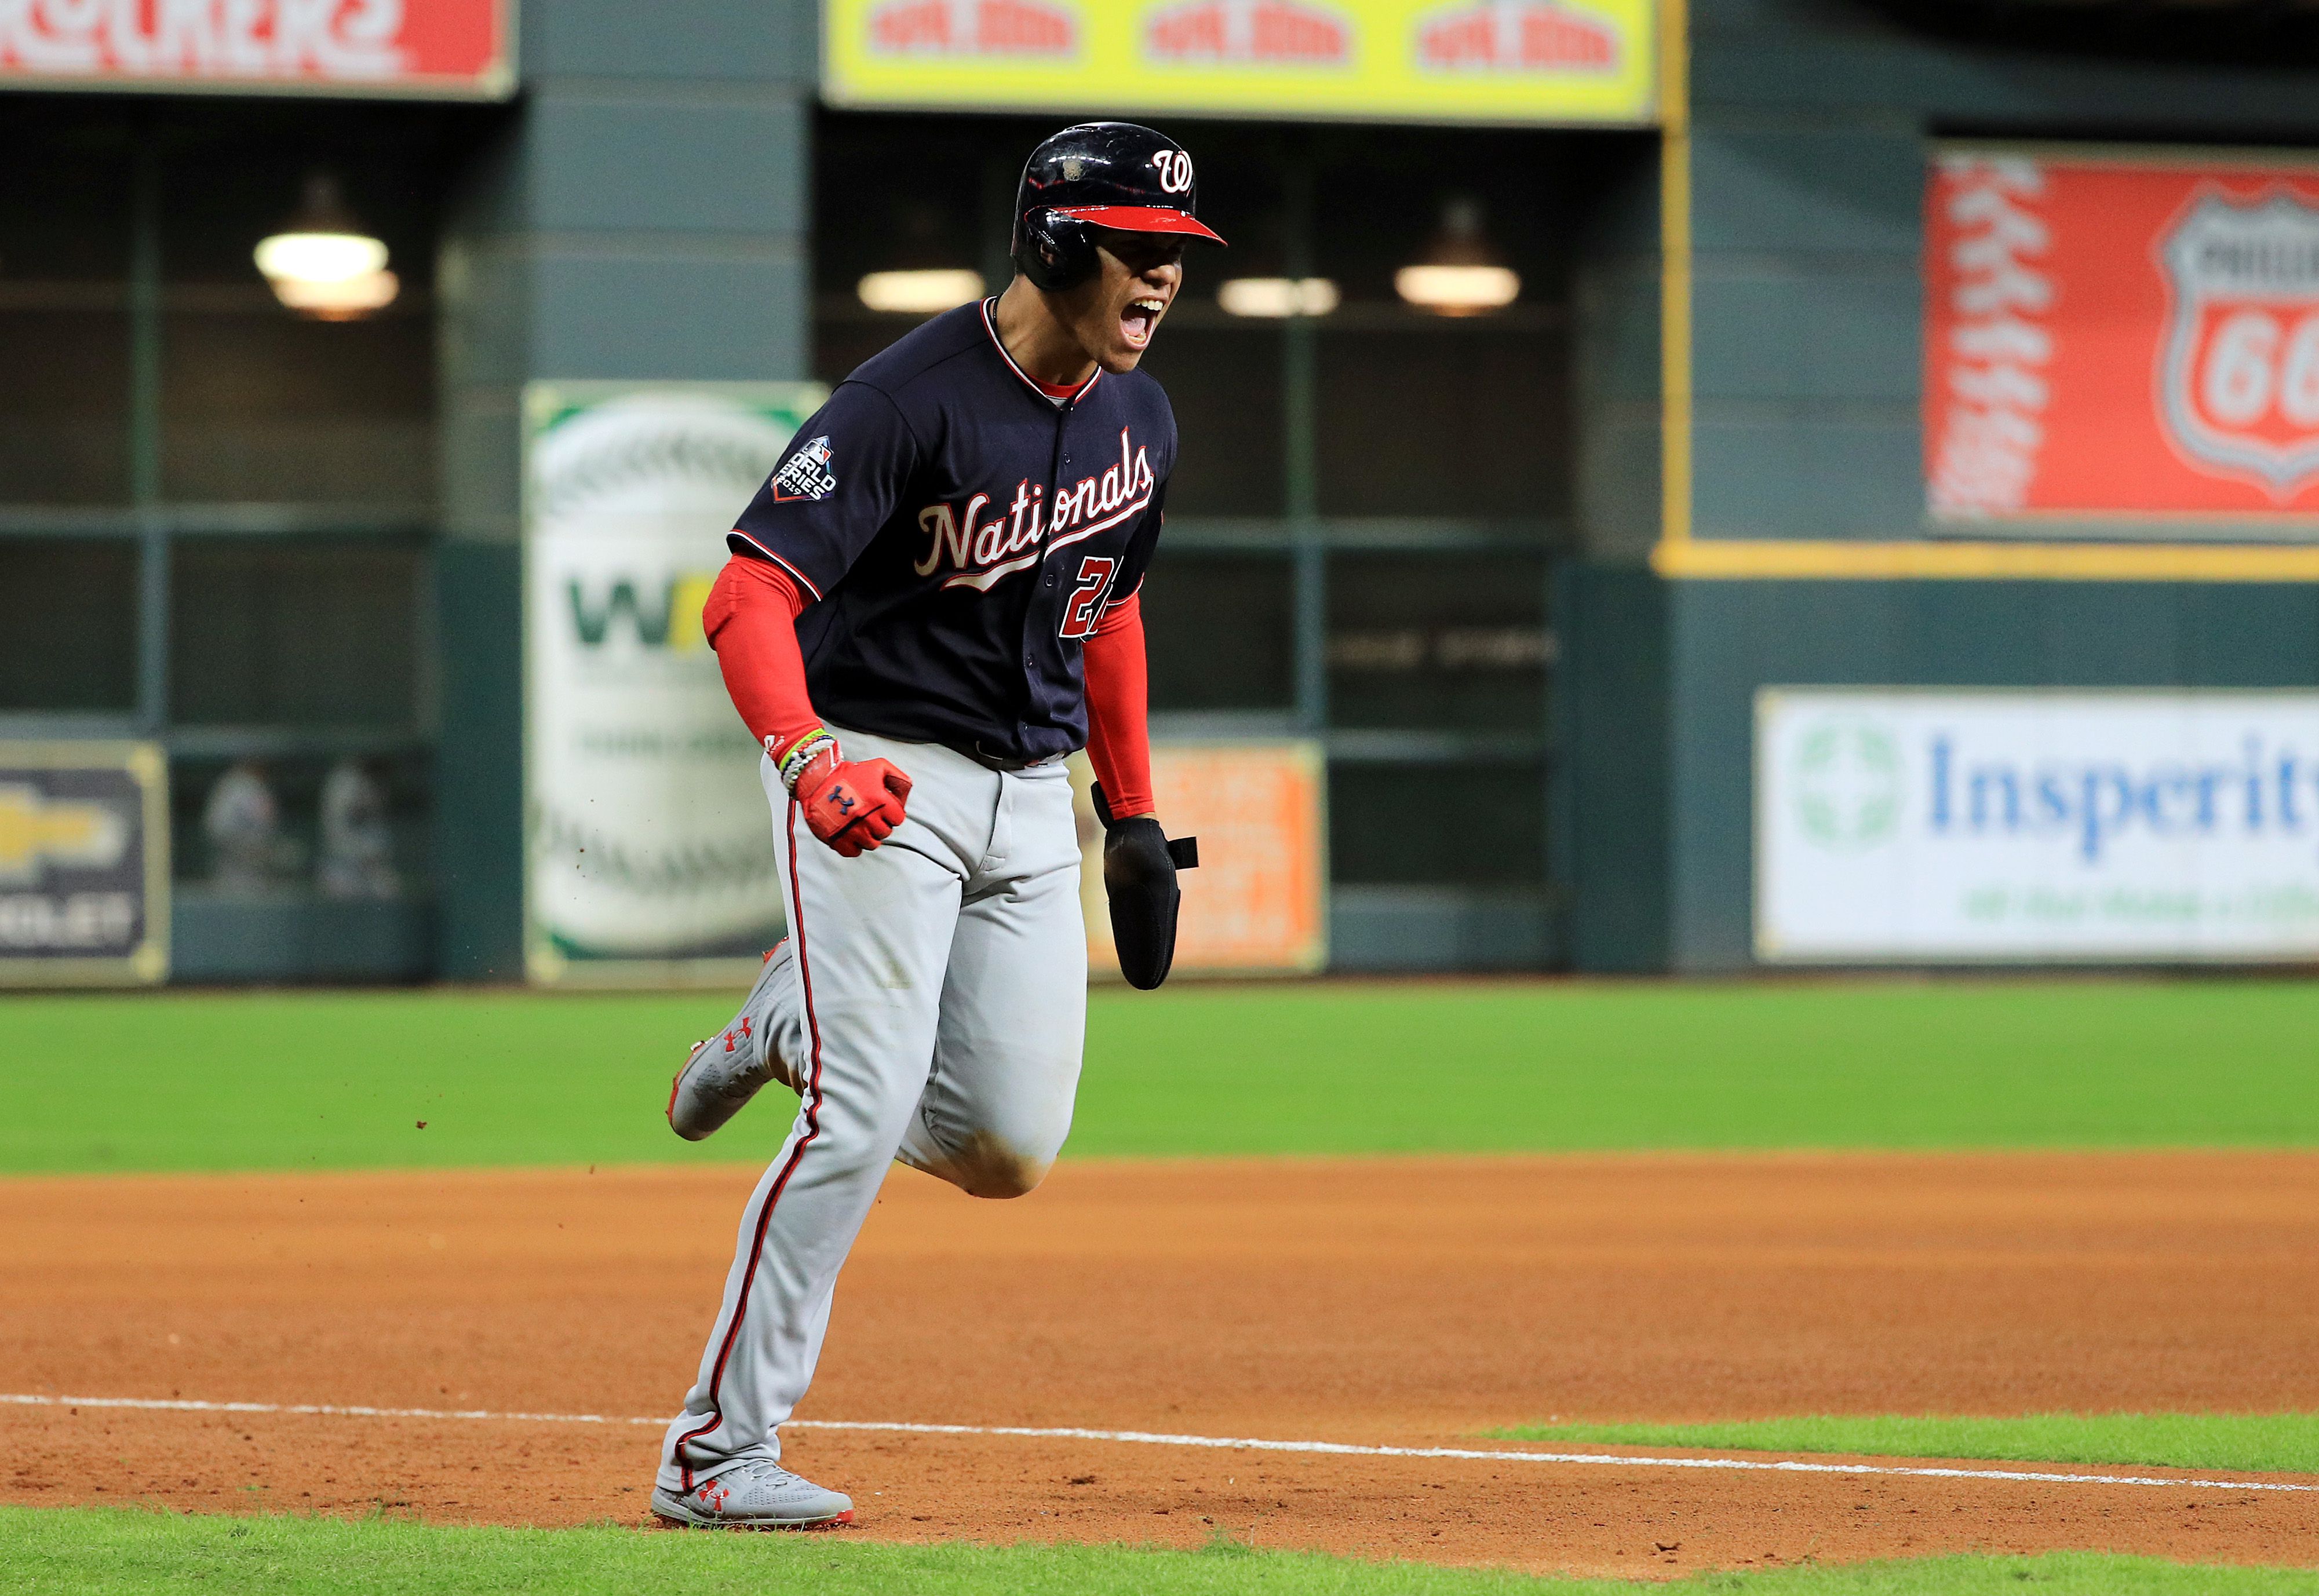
[1300,126,1580,521]
[1330,762,1546,886]
[1327,553,1549,732]
[1,100,449,512]
[0,111,132,282]
[170,541,421,726]
[1141,553,1295,713]
[0,539,138,712]
[811,122,989,311]
[0,113,132,506]
[1314,326,1568,518]
[0,310,133,505]
[1136,328,1286,517]
[1307,126,1584,306]
[161,311,433,508]
[170,750,432,893]
[158,139,435,510]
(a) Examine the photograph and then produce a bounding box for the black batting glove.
[1091,781,1198,991]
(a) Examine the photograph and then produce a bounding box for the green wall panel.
[1697,30,2319,127]
[1690,415,1920,540]
[528,253,808,379]
[1558,564,1671,973]
[433,541,525,980]
[1690,129,1922,257]
[1569,144,1662,565]
[1691,267,1917,403]
[526,94,808,235]
[527,0,814,82]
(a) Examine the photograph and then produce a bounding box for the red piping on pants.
[672,799,827,1491]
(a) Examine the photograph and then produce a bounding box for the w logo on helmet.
[1149,149,1194,195]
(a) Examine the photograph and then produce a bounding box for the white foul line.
[5,1392,2311,1496]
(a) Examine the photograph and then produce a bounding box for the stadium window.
[0,97,451,963]
[1326,554,1553,735]
[0,540,140,713]
[169,541,424,729]
[1139,554,1299,714]
[0,126,134,507]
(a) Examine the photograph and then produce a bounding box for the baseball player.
[649,123,1218,1531]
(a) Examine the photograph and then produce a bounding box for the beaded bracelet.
[774,728,838,794]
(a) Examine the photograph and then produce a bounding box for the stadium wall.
[1562,0,2319,973]
[431,0,821,978]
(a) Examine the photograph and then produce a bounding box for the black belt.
[951,741,1061,774]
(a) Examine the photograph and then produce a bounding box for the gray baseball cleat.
[651,1457,854,1530]
[666,941,801,1142]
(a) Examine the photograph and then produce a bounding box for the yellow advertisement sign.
[1075,741,1329,978]
[825,0,1657,127]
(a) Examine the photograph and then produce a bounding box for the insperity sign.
[522,381,826,985]
[0,0,513,98]
[824,0,1657,127]
[1757,689,2319,962]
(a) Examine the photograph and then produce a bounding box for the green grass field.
[9,978,2318,1592]
[1490,1413,2319,1476]
[4,1509,2315,1596]
[4,978,2318,1175]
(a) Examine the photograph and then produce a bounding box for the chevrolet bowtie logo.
[0,784,129,885]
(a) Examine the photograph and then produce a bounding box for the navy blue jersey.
[729,299,1175,768]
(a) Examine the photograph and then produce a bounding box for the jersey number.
[1058,556,1118,639]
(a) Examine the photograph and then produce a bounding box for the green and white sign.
[523,381,826,985]
[1756,688,2319,963]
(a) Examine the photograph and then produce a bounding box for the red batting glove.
[789,743,913,857]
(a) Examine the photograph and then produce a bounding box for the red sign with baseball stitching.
[0,0,511,98]
[1927,149,2319,525]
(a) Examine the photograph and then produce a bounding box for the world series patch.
[771,436,837,503]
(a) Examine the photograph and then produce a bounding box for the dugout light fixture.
[1395,196,1519,316]
[254,174,398,321]
[1217,277,1340,319]
[857,268,987,315]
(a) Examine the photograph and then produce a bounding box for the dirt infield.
[5,1151,2318,1578]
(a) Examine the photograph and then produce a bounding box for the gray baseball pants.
[657,728,1086,1492]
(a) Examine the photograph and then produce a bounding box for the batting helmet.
[1011,122,1227,291]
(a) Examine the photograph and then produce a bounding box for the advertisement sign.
[1927,147,2319,528]
[1758,688,2319,963]
[825,0,1656,127]
[523,382,826,985]
[0,742,169,986]
[1075,741,1328,977]
[1,0,512,98]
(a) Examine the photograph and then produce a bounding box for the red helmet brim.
[1053,206,1228,246]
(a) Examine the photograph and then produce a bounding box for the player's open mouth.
[1121,297,1164,349]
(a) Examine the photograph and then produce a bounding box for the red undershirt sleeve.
[1082,589,1155,819]
[701,553,822,764]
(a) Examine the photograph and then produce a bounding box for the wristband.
[773,728,838,794]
